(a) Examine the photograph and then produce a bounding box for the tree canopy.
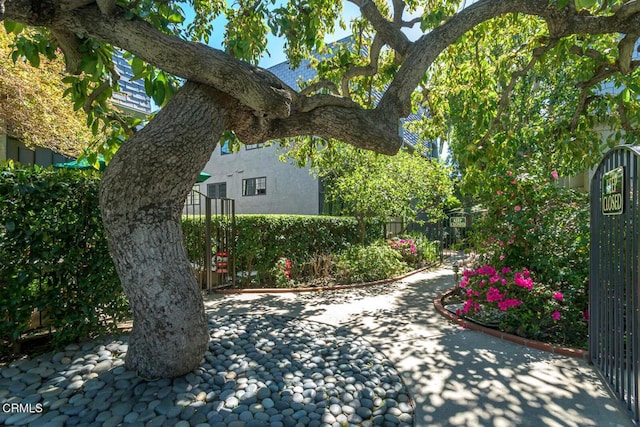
[0,27,93,156]
[316,143,455,241]
[3,0,639,160]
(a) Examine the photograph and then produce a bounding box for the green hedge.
[182,215,384,285]
[0,163,129,349]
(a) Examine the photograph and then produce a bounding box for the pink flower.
[476,265,497,276]
[501,267,511,274]
[507,171,513,176]
[553,292,564,301]
[487,287,504,302]
[511,180,517,185]
[551,170,559,180]
[552,310,561,321]
[498,298,523,311]
[499,255,505,261]
[496,190,503,195]
[460,277,469,288]
[514,205,521,211]
[514,272,533,290]
[462,299,474,314]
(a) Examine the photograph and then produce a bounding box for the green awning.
[55,156,211,183]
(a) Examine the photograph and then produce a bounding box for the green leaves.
[574,0,597,9]
[3,21,24,35]
[0,164,128,350]
[310,142,454,243]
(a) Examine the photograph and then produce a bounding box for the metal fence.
[590,145,640,423]
[183,190,236,291]
[384,211,478,263]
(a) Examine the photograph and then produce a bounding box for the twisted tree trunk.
[99,82,228,378]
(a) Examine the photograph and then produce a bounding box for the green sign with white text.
[602,166,624,216]
[450,216,467,228]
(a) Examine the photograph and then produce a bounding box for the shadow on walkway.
[205,267,633,427]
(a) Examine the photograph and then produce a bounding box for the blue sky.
[182,1,362,69]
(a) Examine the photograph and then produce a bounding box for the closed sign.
[602,166,624,216]
[450,217,467,228]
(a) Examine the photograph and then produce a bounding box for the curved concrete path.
[204,266,633,427]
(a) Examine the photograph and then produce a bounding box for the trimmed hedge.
[182,215,384,285]
[0,163,129,349]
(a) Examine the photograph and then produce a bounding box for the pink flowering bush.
[388,237,419,265]
[458,264,584,346]
[465,168,590,347]
[388,235,439,267]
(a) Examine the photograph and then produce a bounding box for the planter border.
[213,263,437,294]
[433,286,589,360]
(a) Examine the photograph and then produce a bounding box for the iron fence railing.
[183,190,235,291]
[590,145,640,423]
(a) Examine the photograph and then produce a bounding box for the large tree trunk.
[99,82,228,379]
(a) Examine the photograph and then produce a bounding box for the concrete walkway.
[204,266,634,427]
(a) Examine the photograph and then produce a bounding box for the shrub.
[472,170,589,285]
[388,233,440,267]
[458,264,587,347]
[335,242,409,284]
[0,163,129,350]
[466,169,590,347]
[182,214,384,286]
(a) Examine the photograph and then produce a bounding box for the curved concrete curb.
[433,286,590,360]
[214,263,438,294]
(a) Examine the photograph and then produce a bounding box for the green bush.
[182,214,384,285]
[388,233,440,267]
[335,241,410,284]
[0,163,129,350]
[467,169,590,347]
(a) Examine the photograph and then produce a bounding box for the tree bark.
[99,82,228,378]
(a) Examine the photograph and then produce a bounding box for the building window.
[207,182,227,199]
[243,177,267,196]
[221,141,231,155]
[186,185,200,205]
[245,143,264,150]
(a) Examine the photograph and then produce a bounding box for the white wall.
[199,143,320,215]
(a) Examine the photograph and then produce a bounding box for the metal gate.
[183,190,236,291]
[590,145,640,422]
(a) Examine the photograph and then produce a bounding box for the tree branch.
[263,106,403,154]
[617,101,636,133]
[614,0,640,20]
[570,91,594,132]
[376,0,640,121]
[618,32,639,74]
[51,29,84,74]
[340,35,383,97]
[347,0,412,59]
[297,93,362,113]
[402,17,422,28]
[2,0,295,119]
[479,40,558,145]
[96,0,116,16]
[299,80,340,96]
[59,0,95,11]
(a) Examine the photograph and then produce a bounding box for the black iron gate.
[590,145,640,422]
[183,190,236,291]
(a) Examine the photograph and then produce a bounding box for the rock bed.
[0,314,414,427]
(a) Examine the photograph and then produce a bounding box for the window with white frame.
[242,177,266,196]
[245,143,264,150]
